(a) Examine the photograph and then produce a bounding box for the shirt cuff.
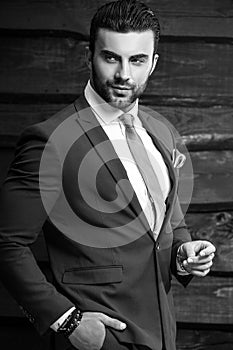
[50,307,76,332]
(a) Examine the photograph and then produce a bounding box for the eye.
[130,57,147,66]
[104,55,118,63]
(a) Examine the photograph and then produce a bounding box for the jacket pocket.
[62,265,123,285]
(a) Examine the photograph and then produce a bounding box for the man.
[0,1,215,349]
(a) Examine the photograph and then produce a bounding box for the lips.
[111,85,131,90]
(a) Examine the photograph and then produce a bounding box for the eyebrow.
[130,54,149,60]
[101,50,121,60]
[101,50,149,60]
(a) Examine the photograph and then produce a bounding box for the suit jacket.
[0,94,192,350]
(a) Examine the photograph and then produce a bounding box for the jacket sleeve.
[170,196,193,286]
[0,125,75,335]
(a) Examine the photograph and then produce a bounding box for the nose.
[115,60,131,81]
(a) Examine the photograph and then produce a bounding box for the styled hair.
[89,0,160,54]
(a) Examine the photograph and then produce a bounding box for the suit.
[0,94,192,350]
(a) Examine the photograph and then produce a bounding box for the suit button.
[156,242,160,250]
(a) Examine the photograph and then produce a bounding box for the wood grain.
[173,276,233,324]
[29,211,233,273]
[30,211,233,273]
[185,212,233,273]
[177,151,233,210]
[187,151,233,209]
[0,0,233,37]
[1,275,232,323]
[19,210,233,273]
[176,328,233,350]
[150,105,233,151]
[0,37,233,102]
[1,104,233,149]
[0,0,232,346]
[1,148,233,210]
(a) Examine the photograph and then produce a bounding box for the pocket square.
[172,149,186,169]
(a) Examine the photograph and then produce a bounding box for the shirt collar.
[84,80,140,125]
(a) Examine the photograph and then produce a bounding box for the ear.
[149,53,159,76]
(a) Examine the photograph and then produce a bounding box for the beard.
[91,63,149,111]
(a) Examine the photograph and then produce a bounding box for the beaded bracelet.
[57,308,83,338]
[176,252,186,272]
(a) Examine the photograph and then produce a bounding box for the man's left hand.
[178,240,216,277]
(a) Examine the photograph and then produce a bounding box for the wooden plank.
[1,104,233,150]
[0,103,60,148]
[0,212,232,320]
[0,104,57,144]
[180,151,233,210]
[1,148,233,209]
[150,105,233,151]
[191,151,233,206]
[0,37,88,95]
[0,37,233,103]
[154,41,233,102]
[176,329,233,350]
[9,210,233,273]
[1,275,233,323]
[0,0,233,37]
[172,276,233,324]
[185,212,233,273]
[29,211,233,273]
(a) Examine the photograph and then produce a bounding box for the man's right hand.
[68,312,127,350]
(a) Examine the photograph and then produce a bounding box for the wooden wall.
[0,1,233,349]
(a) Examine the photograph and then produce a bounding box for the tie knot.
[119,114,134,128]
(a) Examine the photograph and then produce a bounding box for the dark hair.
[89,0,160,54]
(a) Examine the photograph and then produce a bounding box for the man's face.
[88,29,158,111]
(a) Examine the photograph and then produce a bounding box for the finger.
[189,261,213,271]
[183,259,213,274]
[182,261,192,273]
[189,268,210,277]
[185,257,213,268]
[198,242,216,257]
[181,243,196,259]
[198,252,215,262]
[187,253,215,264]
[98,313,127,330]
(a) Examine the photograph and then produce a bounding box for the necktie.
[120,114,166,234]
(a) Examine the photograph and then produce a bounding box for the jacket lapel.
[73,95,151,234]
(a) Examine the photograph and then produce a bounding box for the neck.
[119,101,136,113]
